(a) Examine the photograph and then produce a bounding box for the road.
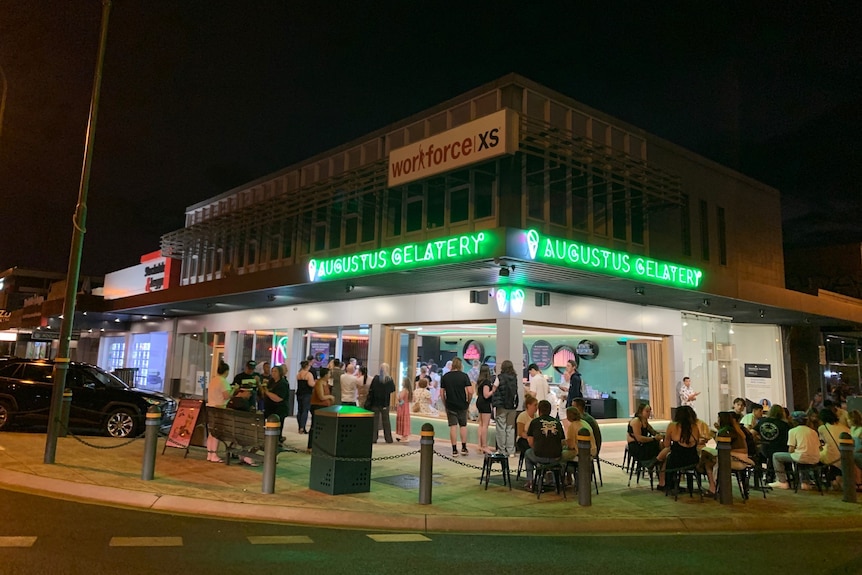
[1,487,860,575]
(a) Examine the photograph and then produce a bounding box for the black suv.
[0,358,177,438]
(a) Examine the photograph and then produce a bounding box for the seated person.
[769,411,821,489]
[740,404,763,429]
[818,408,852,488]
[656,405,700,491]
[412,378,438,416]
[754,404,790,482]
[627,402,662,463]
[225,384,260,466]
[572,398,602,454]
[704,411,753,494]
[560,407,597,484]
[516,396,539,455]
[523,400,565,492]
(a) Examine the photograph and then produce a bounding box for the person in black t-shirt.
[440,357,474,457]
[524,400,565,491]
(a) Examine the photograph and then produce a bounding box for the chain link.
[308,447,421,462]
[432,450,485,470]
[55,417,144,449]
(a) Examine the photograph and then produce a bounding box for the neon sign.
[524,229,703,289]
[493,288,525,314]
[308,231,494,282]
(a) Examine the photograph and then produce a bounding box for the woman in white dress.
[412,378,438,416]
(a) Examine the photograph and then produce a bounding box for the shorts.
[446,409,468,427]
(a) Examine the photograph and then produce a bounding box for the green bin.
[309,405,374,495]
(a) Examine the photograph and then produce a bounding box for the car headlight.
[143,397,163,406]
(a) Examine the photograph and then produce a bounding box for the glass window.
[612,182,627,241]
[700,199,710,261]
[426,179,445,230]
[344,216,358,246]
[22,364,53,383]
[449,185,469,223]
[386,188,402,237]
[592,171,608,236]
[108,341,125,370]
[549,161,567,226]
[361,196,376,242]
[281,218,293,259]
[572,168,588,230]
[526,154,545,220]
[717,206,727,265]
[406,200,423,233]
[681,194,691,256]
[631,188,644,245]
[474,170,494,219]
[314,224,327,251]
[0,363,21,378]
[329,202,342,249]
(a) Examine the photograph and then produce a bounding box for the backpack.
[495,373,518,410]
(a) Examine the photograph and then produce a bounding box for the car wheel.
[104,408,139,438]
[0,400,12,431]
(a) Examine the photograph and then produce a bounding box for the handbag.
[412,401,420,413]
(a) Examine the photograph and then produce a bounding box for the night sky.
[1,2,860,277]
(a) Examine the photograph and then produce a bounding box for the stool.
[516,450,526,480]
[564,458,599,495]
[623,444,632,473]
[480,452,512,490]
[627,457,656,490]
[791,462,824,495]
[534,461,565,500]
[665,465,704,501]
[594,454,603,486]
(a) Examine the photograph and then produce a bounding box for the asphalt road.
[1,487,860,575]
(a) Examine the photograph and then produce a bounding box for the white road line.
[109,536,183,547]
[0,536,37,547]
[247,535,314,545]
[367,534,431,543]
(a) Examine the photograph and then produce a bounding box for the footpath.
[0,427,860,535]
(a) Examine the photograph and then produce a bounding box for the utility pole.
[44,0,112,464]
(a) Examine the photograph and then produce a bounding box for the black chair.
[534,461,566,500]
[564,458,599,495]
[791,462,825,494]
[627,456,656,490]
[664,464,705,501]
[516,449,527,481]
[480,452,512,491]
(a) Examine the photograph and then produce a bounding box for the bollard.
[262,415,281,494]
[419,423,434,505]
[141,406,161,480]
[716,431,732,505]
[839,432,857,503]
[58,389,73,438]
[577,427,592,507]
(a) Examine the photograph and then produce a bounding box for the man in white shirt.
[339,363,361,406]
[528,363,549,403]
[769,411,821,489]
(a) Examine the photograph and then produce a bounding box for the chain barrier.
[54,417,143,450]
[432,450,486,470]
[309,446,421,463]
[4,406,51,417]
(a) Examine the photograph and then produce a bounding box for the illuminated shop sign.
[388,109,519,187]
[308,231,495,282]
[494,288,525,314]
[524,229,703,289]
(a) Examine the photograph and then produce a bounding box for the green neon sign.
[524,229,703,289]
[308,231,495,282]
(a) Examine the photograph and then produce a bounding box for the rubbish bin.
[113,368,139,387]
[309,405,374,495]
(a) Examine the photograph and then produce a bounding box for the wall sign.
[553,345,577,373]
[388,109,519,187]
[530,340,554,370]
[576,339,599,360]
[462,340,485,362]
[308,231,495,282]
[523,229,704,289]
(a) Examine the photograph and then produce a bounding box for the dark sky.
[1,2,860,276]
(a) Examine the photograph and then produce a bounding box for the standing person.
[306,355,320,379]
[441,357,473,456]
[475,364,495,454]
[561,359,583,409]
[339,363,360,406]
[356,366,370,410]
[329,359,344,406]
[257,361,272,411]
[528,363,549,403]
[396,377,413,443]
[307,368,334,453]
[226,384,260,466]
[679,376,700,407]
[368,363,396,443]
[295,360,315,434]
[261,365,290,443]
[492,359,519,457]
[205,362,231,463]
[523,400,565,492]
[232,360,261,392]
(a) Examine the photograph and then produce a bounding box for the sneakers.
[768,481,790,490]
[461,447,469,456]
[452,447,459,457]
[800,482,810,491]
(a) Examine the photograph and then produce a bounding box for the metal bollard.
[262,415,281,494]
[58,389,73,438]
[839,432,857,503]
[419,423,434,505]
[716,431,732,505]
[577,427,592,507]
[141,406,161,480]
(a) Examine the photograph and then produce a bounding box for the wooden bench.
[207,407,268,465]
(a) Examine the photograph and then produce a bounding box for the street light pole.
[44,0,112,464]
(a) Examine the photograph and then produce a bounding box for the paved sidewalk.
[0,429,860,534]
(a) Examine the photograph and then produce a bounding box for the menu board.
[530,340,553,370]
[553,345,577,370]
[165,399,205,450]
